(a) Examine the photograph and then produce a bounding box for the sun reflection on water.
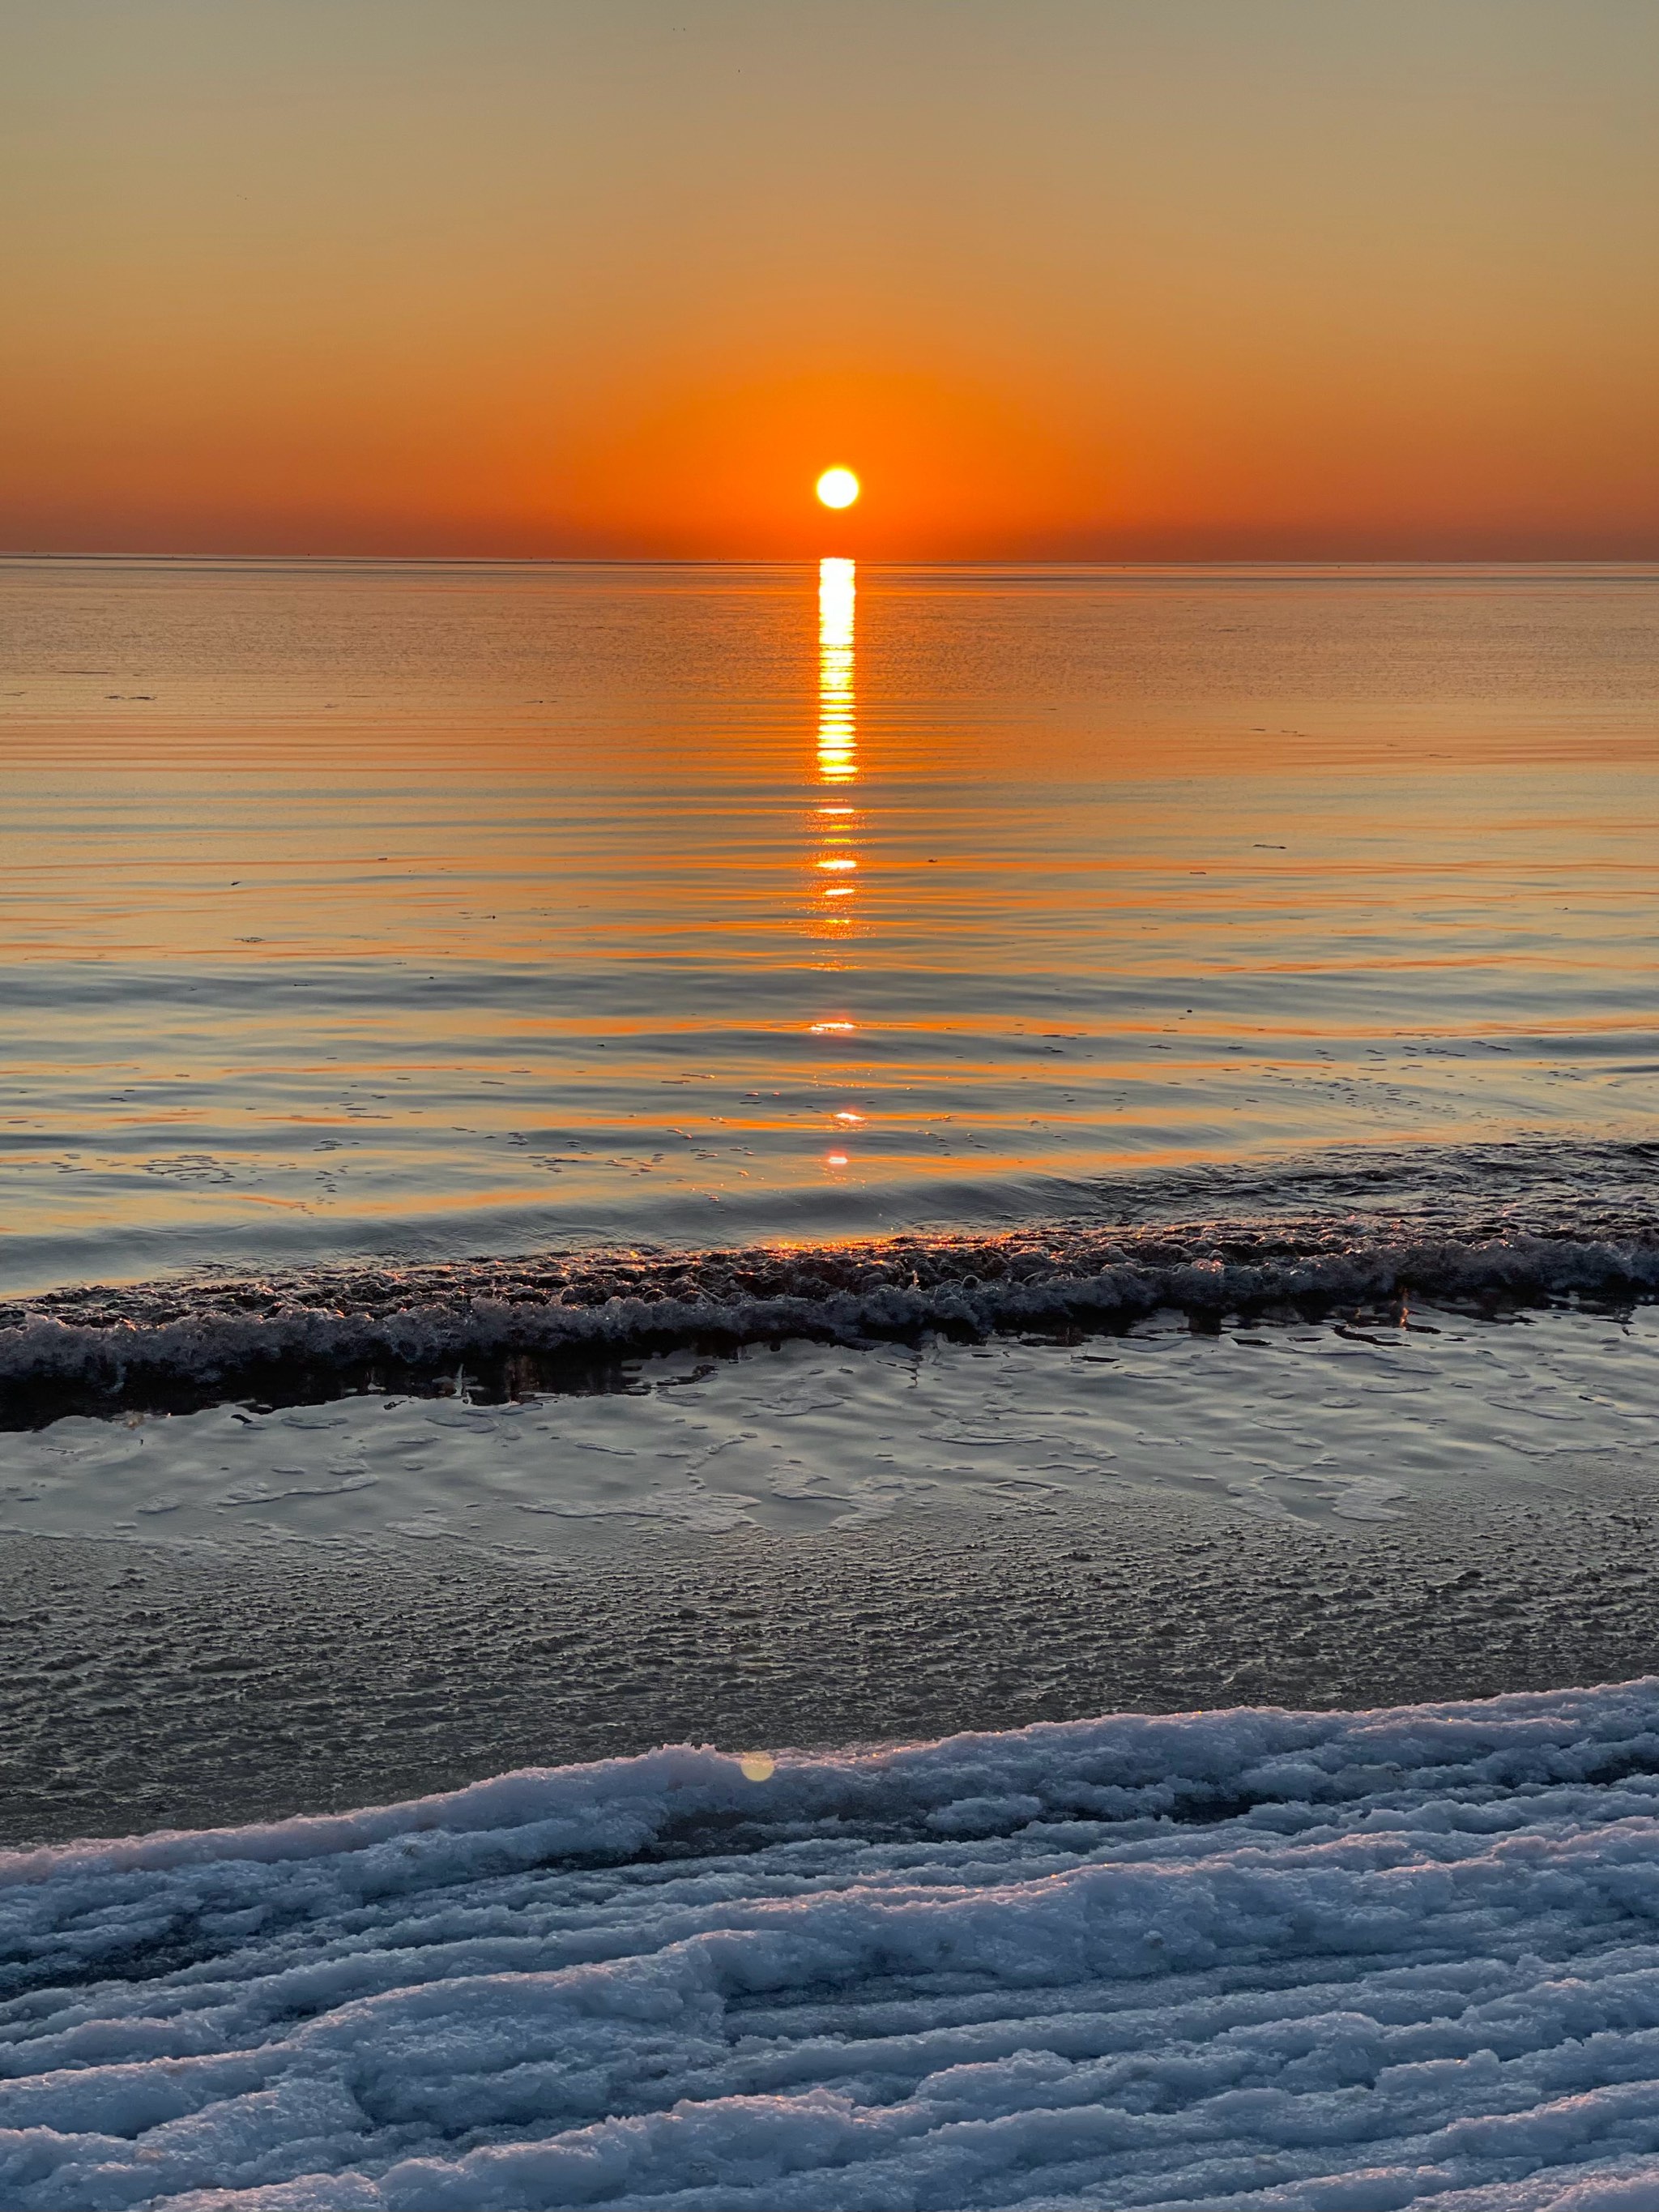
[811,558,868,1168]
[812,557,862,944]
[817,557,856,785]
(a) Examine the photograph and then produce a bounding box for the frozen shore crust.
[7,1689,1659,2206]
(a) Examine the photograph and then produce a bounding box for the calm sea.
[3,556,1656,1307]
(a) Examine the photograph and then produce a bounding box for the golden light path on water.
[816,557,856,788]
[815,556,859,1170]
[815,558,859,930]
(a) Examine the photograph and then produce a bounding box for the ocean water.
[6,553,1659,1693]
[6,558,1659,2207]
[3,556,1657,1293]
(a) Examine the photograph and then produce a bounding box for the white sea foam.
[4,1197,1659,1425]
[7,1685,1659,2208]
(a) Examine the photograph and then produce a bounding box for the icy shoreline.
[9,1685,1659,2209]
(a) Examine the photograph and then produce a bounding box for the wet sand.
[6,1471,1656,1847]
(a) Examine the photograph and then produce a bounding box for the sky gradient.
[4,0,1657,559]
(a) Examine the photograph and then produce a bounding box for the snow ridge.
[8,1685,1659,2208]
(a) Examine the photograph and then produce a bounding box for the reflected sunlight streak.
[817,557,856,785]
[813,555,861,941]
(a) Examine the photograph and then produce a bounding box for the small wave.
[4,1151,1659,1425]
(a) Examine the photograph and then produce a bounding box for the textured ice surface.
[9,1686,1659,2208]
[6,1305,1659,1554]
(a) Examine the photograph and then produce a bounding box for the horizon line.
[6,546,1658,570]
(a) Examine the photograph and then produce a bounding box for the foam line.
[3,1215,1658,1420]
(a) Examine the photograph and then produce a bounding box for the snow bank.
[7,1687,1659,2207]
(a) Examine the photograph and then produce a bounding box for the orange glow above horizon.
[3,5,1657,558]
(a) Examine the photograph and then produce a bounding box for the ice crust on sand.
[9,1687,1659,2207]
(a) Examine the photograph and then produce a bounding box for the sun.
[816,467,859,510]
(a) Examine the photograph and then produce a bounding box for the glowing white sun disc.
[816,468,859,510]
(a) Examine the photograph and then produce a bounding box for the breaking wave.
[4,1141,1659,1424]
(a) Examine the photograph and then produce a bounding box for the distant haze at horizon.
[4,0,1657,562]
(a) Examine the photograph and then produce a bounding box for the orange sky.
[4,0,1657,559]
